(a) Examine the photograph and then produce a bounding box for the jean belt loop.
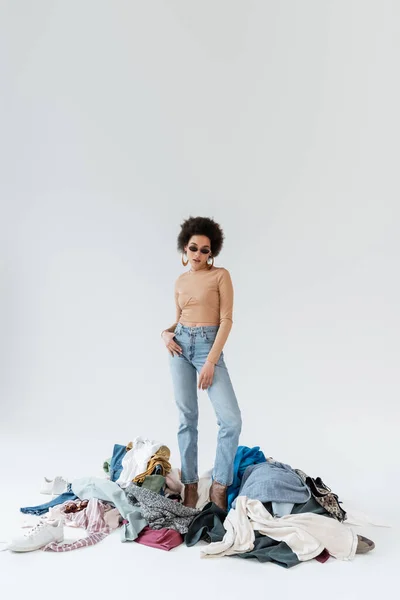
[201,326,205,338]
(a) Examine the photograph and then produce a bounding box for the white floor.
[0,434,397,600]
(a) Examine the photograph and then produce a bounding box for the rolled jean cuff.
[213,478,231,487]
[181,479,199,485]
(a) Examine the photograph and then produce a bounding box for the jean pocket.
[174,327,183,341]
[205,328,218,342]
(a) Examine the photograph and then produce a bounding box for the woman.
[161,216,242,510]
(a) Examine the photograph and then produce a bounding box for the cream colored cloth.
[201,496,358,562]
[196,471,212,510]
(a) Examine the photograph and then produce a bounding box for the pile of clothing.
[6,440,374,565]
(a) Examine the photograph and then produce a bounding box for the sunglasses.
[188,245,211,255]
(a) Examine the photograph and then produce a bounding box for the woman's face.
[184,235,212,271]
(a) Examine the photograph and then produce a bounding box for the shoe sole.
[10,536,64,552]
[11,545,46,552]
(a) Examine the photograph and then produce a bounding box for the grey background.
[1,0,399,532]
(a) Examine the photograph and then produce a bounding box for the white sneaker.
[9,519,64,552]
[40,476,69,495]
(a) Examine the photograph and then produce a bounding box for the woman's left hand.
[198,361,215,390]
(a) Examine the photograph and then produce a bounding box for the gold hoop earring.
[207,255,214,269]
[181,253,188,267]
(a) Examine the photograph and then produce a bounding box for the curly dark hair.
[177,216,225,257]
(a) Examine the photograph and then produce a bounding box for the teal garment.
[71,477,147,542]
[291,496,329,516]
[233,532,300,568]
[141,475,166,494]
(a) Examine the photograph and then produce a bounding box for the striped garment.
[43,498,117,552]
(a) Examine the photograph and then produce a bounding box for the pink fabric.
[165,468,184,496]
[315,549,330,563]
[134,526,183,551]
[103,507,121,530]
[43,498,117,552]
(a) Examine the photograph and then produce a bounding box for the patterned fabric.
[295,469,346,522]
[126,483,199,534]
[133,446,171,484]
[43,498,117,552]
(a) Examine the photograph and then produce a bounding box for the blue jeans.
[20,484,78,516]
[169,323,242,487]
[109,444,127,482]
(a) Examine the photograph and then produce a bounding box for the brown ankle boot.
[210,480,228,511]
[356,535,375,554]
[183,483,198,508]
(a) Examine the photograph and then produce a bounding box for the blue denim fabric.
[109,444,127,482]
[169,323,242,486]
[227,446,267,510]
[20,484,78,516]
[232,461,311,508]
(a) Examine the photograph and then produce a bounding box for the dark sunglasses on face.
[188,245,211,255]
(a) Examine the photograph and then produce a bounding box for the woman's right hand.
[161,331,183,357]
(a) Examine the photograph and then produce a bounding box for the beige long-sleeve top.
[164,266,234,365]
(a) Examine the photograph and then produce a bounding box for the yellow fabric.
[133,446,172,484]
